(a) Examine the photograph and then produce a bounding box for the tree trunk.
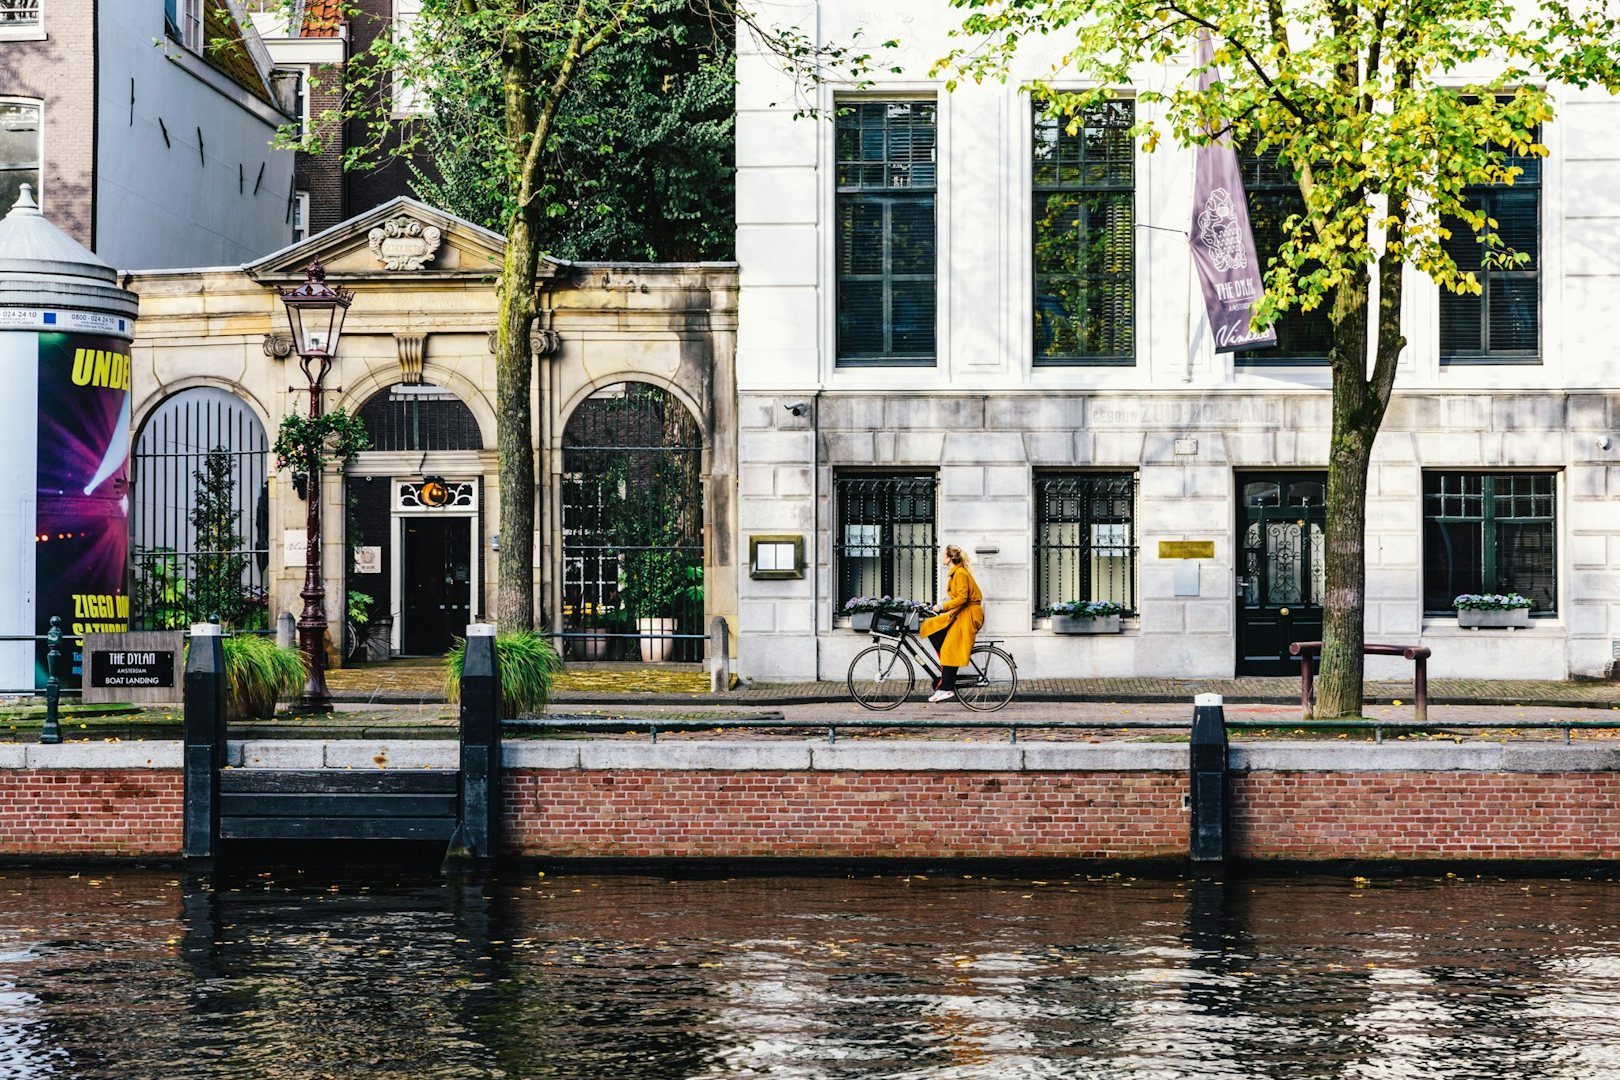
[494,212,539,630]
[1315,268,1378,719]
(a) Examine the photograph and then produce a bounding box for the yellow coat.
[919,565,984,667]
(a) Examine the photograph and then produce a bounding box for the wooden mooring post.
[443,624,501,872]
[183,624,226,861]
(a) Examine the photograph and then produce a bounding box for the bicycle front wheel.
[847,644,915,711]
[957,645,1017,712]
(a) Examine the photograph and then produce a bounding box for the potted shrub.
[1453,593,1533,629]
[220,634,307,721]
[619,546,684,662]
[446,630,564,719]
[1048,600,1127,634]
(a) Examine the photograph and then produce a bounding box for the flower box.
[1457,608,1530,630]
[850,612,875,633]
[1051,614,1121,635]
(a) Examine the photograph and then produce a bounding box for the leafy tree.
[939,0,1620,715]
[316,0,879,630]
[410,1,736,261]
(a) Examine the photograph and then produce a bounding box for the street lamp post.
[278,261,353,713]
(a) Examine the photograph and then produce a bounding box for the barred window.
[836,101,936,365]
[834,474,937,609]
[1440,126,1540,361]
[0,1,39,28]
[1034,473,1137,613]
[358,385,483,452]
[1423,472,1555,614]
[1233,143,1331,364]
[1033,99,1134,364]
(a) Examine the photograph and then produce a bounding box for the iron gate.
[130,388,270,630]
[560,383,703,662]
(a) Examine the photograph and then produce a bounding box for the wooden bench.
[1288,641,1431,721]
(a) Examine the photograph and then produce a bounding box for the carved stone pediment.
[367,214,444,271]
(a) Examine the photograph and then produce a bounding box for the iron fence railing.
[507,715,1620,745]
[0,0,39,25]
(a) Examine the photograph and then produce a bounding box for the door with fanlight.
[1236,473,1327,675]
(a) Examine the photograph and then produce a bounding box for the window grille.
[358,385,483,452]
[834,474,937,609]
[1233,142,1332,364]
[1034,473,1137,613]
[0,101,40,214]
[1440,125,1541,361]
[1032,98,1135,364]
[1422,472,1555,613]
[836,101,936,365]
[0,1,39,26]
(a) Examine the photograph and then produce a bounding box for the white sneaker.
[927,689,955,703]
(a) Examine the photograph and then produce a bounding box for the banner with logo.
[34,332,131,686]
[1190,30,1276,352]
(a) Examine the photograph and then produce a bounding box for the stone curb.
[6,739,1619,773]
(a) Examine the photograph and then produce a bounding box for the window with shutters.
[835,102,936,366]
[1422,472,1556,615]
[1032,100,1135,365]
[1439,127,1541,362]
[834,473,937,610]
[1233,143,1331,364]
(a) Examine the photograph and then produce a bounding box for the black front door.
[1237,473,1327,676]
[401,517,472,656]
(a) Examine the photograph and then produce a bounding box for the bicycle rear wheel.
[957,645,1017,712]
[847,644,915,711]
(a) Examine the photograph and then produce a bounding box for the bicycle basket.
[872,610,907,636]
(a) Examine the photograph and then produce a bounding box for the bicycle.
[846,608,1018,712]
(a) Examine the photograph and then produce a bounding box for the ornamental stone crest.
[367,214,444,270]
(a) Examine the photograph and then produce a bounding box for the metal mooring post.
[39,616,63,745]
[445,624,501,871]
[183,624,226,861]
[1188,692,1229,862]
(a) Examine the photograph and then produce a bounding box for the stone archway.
[130,386,269,629]
[559,382,704,663]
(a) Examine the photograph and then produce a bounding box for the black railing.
[0,0,39,25]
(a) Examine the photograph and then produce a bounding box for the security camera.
[784,400,810,417]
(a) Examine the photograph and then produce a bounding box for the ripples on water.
[0,865,1615,1078]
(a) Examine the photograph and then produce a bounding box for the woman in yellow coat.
[919,544,983,703]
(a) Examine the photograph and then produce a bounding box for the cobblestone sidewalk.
[323,658,1620,709]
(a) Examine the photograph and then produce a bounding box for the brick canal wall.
[2,741,1619,861]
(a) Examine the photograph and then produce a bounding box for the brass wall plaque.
[1159,541,1215,559]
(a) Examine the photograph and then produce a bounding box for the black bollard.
[445,624,501,872]
[1188,692,1228,863]
[39,616,63,745]
[183,623,227,861]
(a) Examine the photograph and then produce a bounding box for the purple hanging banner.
[1190,30,1275,351]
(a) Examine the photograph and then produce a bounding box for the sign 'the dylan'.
[82,631,183,704]
[1190,30,1276,353]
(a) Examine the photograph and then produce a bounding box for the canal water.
[0,866,1616,1077]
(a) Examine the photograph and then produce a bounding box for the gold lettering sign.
[1159,541,1216,559]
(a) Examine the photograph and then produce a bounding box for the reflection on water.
[0,866,1615,1077]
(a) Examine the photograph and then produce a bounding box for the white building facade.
[734,3,1620,683]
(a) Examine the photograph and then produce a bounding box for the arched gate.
[560,383,703,662]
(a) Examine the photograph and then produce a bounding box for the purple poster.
[1190,30,1276,352]
[35,332,130,686]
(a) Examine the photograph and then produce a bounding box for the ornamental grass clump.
[445,630,563,718]
[1047,600,1126,618]
[1451,593,1534,611]
[219,634,306,721]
